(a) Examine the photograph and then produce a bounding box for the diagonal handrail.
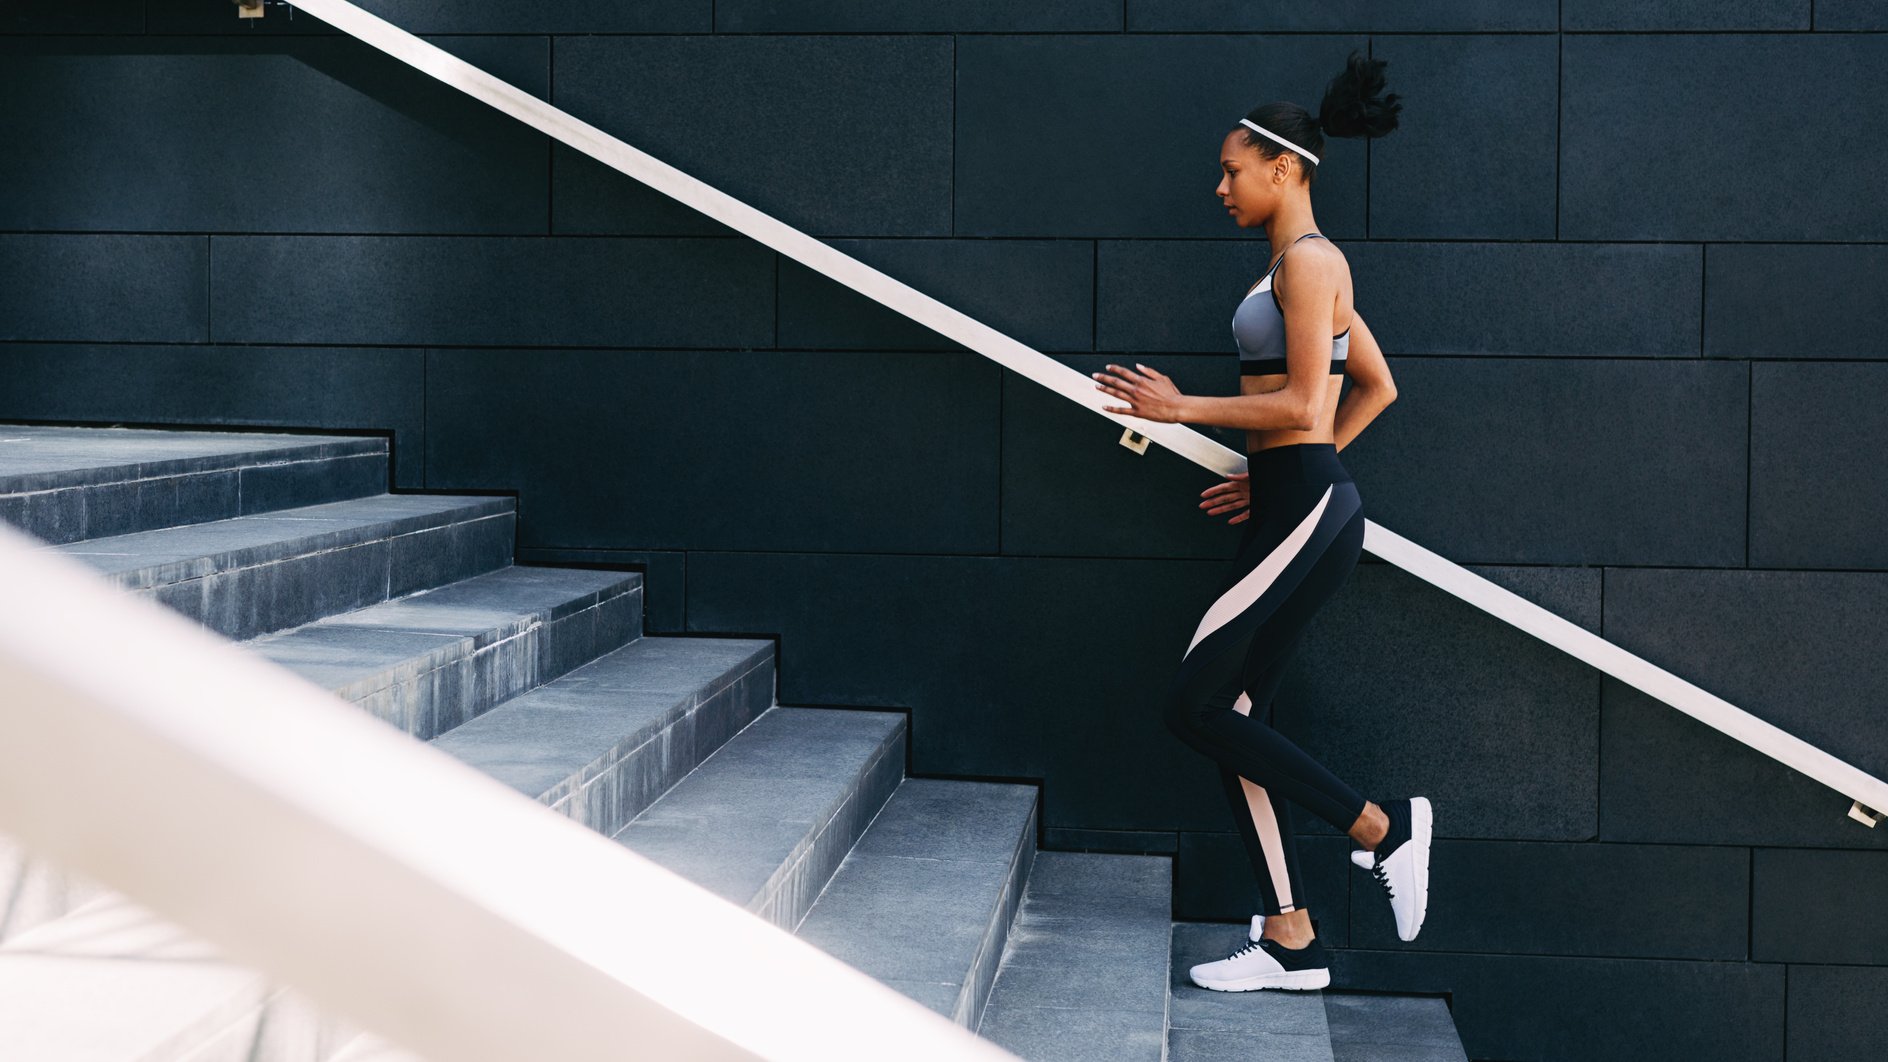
[290,0,1886,828]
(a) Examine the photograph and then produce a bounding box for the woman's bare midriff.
[1241,370,1345,454]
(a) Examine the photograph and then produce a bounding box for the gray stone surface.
[1127,0,1555,30]
[613,707,907,932]
[0,234,205,343]
[0,428,386,546]
[433,636,774,837]
[1169,922,1336,1061]
[247,564,642,740]
[716,1,1119,32]
[795,779,1038,1029]
[1708,244,1888,360]
[1564,0,1808,29]
[976,851,1170,1061]
[143,0,706,34]
[49,493,514,641]
[1750,361,1888,569]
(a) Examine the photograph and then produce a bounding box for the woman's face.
[1216,129,1281,228]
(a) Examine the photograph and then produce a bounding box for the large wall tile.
[1750,361,1888,569]
[145,0,709,34]
[955,35,1368,238]
[1753,848,1888,964]
[209,236,772,348]
[1098,240,1703,357]
[777,239,1096,354]
[1563,0,1809,29]
[1787,965,1888,1061]
[0,343,424,486]
[2,1,142,32]
[1599,568,1888,846]
[1175,832,1352,936]
[1334,949,1784,1062]
[716,0,1121,32]
[1338,357,1745,566]
[1366,35,1559,239]
[1817,0,1888,28]
[1126,1,1556,31]
[0,236,206,344]
[1705,244,1888,360]
[1279,562,1601,841]
[1346,242,1702,356]
[1349,840,1747,959]
[425,348,1000,553]
[551,36,953,238]
[0,36,548,233]
[1562,34,1888,240]
[999,352,1248,560]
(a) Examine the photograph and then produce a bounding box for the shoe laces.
[1227,937,1267,960]
[1371,856,1397,899]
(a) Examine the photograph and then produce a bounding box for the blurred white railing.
[0,521,1019,1062]
[285,0,1887,831]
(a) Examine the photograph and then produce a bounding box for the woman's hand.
[1200,471,1252,525]
[1093,362,1188,423]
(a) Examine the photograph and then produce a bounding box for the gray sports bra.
[1233,231,1350,376]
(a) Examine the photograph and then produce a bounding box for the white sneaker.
[1350,795,1431,941]
[1187,917,1331,992]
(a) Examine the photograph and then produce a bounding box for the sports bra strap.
[1260,231,1327,281]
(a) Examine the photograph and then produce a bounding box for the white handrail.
[283,0,1887,829]
[0,521,1019,1062]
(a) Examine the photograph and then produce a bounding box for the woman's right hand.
[1200,471,1252,525]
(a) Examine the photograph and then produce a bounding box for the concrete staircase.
[0,423,1470,1061]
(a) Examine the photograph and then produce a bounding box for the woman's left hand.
[1093,363,1187,423]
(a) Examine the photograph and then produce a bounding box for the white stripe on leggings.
[1233,689,1295,911]
[1182,484,1335,659]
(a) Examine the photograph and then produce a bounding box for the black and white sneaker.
[1350,796,1431,941]
[1187,917,1331,992]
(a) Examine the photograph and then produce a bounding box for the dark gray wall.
[4,4,1885,1059]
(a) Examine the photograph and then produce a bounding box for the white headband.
[1239,117,1319,166]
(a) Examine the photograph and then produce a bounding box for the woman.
[1093,51,1430,993]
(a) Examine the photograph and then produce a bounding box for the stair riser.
[954,802,1039,1031]
[544,657,775,838]
[127,512,515,642]
[752,724,906,933]
[337,585,644,741]
[0,450,387,546]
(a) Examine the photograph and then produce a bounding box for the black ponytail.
[1237,50,1401,185]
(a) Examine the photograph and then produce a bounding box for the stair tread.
[794,778,1037,1013]
[0,424,383,492]
[49,493,510,583]
[1168,921,1338,1062]
[247,564,637,693]
[612,706,904,909]
[434,635,773,799]
[975,851,1171,1060]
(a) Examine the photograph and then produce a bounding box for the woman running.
[1092,51,1430,993]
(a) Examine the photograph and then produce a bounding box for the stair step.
[793,778,1038,1029]
[0,611,769,1062]
[1168,921,1338,1062]
[975,851,1171,1060]
[1325,993,1470,1062]
[612,706,906,931]
[0,424,387,545]
[249,564,643,741]
[433,635,776,838]
[49,492,516,640]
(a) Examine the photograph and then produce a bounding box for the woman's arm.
[1331,310,1396,452]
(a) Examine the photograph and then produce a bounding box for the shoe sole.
[1190,966,1331,992]
[1399,796,1432,942]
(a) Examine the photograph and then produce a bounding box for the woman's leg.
[1164,480,1371,918]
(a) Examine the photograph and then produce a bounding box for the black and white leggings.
[1162,441,1370,916]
